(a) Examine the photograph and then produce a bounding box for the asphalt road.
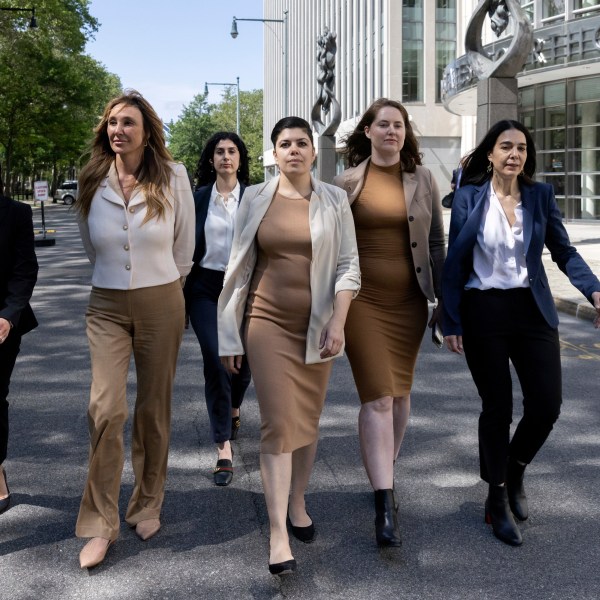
[1,204,599,600]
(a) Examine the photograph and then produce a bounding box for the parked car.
[53,180,78,205]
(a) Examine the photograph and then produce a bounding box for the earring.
[486,162,492,173]
[144,140,148,147]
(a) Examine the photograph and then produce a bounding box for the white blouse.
[79,162,195,290]
[465,184,529,290]
[200,182,240,271]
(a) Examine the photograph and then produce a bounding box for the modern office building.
[262,0,466,190]
[261,1,600,220]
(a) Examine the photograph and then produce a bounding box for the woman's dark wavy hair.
[461,120,536,186]
[270,116,314,146]
[194,132,250,188]
[340,98,422,172]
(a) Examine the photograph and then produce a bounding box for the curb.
[554,297,597,322]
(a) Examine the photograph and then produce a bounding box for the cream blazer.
[217,175,361,364]
[333,157,445,301]
[79,162,195,290]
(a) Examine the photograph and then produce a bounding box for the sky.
[85,0,265,124]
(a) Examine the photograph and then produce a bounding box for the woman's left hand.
[592,291,600,329]
[319,317,345,359]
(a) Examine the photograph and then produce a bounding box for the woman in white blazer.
[75,91,194,569]
[219,117,360,575]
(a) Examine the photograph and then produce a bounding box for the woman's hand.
[445,335,463,354]
[428,301,443,329]
[319,317,345,359]
[592,291,600,329]
[221,355,244,374]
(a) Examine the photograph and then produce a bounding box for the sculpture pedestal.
[317,135,337,184]
[476,77,519,143]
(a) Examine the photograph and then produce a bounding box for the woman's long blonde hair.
[76,90,174,222]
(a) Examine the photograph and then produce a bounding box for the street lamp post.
[230,10,288,117]
[204,77,240,136]
[0,6,37,28]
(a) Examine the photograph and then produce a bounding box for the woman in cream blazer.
[218,116,360,575]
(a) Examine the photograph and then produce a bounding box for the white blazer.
[217,175,361,364]
[79,162,195,290]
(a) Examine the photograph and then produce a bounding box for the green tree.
[167,94,213,179]
[169,89,264,185]
[0,0,120,195]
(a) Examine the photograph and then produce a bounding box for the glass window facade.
[519,76,600,220]
[435,0,456,103]
[402,0,424,103]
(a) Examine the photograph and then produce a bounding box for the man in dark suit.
[0,176,39,514]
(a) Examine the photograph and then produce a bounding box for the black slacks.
[461,288,562,485]
[188,267,251,444]
[0,330,22,464]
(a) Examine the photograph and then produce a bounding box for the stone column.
[476,77,518,143]
[316,135,337,184]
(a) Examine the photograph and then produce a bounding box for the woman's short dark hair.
[461,120,537,186]
[340,98,423,172]
[270,116,314,147]
[194,132,250,188]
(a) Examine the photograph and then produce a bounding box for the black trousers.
[188,267,251,444]
[0,330,22,465]
[461,288,562,485]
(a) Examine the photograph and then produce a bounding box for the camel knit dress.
[344,162,428,403]
[244,192,333,454]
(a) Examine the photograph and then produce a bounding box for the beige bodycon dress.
[244,192,333,454]
[345,162,428,403]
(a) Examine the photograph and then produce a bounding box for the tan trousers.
[76,281,184,541]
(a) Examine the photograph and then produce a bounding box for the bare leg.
[231,408,240,418]
[392,394,411,460]
[217,439,232,460]
[358,396,395,490]
[288,441,317,527]
[0,464,7,499]
[260,452,294,565]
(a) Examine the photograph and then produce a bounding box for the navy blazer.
[0,196,38,335]
[183,183,246,299]
[442,181,600,336]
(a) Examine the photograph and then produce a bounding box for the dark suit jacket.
[442,181,600,336]
[183,183,246,301]
[0,196,38,335]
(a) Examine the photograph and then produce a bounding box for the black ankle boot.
[485,485,523,546]
[374,489,402,547]
[506,458,529,521]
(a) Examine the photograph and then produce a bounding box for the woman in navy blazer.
[442,120,600,547]
[184,132,252,486]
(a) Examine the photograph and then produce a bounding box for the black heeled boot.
[485,485,522,546]
[506,458,529,521]
[374,489,402,547]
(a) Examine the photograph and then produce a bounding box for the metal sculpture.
[311,27,341,136]
[465,0,533,79]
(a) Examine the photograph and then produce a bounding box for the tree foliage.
[168,88,264,185]
[0,0,121,195]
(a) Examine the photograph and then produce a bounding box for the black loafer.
[268,558,296,575]
[287,512,315,543]
[230,416,241,440]
[213,459,233,486]
[0,469,11,515]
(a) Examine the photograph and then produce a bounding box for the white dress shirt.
[466,184,529,290]
[200,182,240,271]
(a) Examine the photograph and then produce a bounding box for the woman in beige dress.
[334,98,445,548]
[219,116,360,575]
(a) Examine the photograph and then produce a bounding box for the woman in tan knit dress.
[334,99,445,548]
[218,117,360,575]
